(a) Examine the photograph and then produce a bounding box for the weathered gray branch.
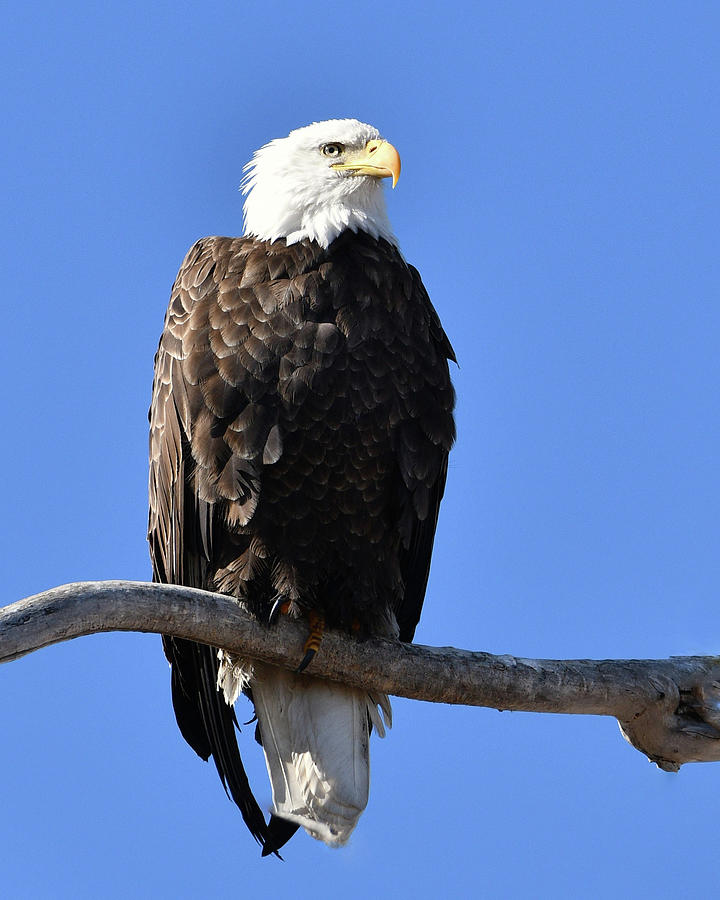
[2,580,720,772]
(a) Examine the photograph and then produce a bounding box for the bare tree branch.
[2,580,720,772]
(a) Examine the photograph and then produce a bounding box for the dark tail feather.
[262,815,300,858]
[163,636,278,855]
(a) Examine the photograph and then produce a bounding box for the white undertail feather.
[250,661,392,846]
[216,649,252,705]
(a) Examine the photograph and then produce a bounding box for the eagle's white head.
[242,119,400,249]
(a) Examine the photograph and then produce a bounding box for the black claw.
[268,597,283,626]
[296,648,316,674]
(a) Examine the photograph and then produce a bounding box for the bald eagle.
[148,119,455,856]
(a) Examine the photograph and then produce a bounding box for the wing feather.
[392,264,456,642]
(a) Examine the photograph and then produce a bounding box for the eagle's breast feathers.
[149,230,454,639]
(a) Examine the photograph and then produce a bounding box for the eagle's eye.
[321,143,344,158]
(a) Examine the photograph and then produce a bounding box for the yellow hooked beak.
[331,139,401,188]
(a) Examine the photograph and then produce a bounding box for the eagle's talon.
[296,611,325,673]
[296,648,317,674]
[268,598,282,626]
[268,597,291,626]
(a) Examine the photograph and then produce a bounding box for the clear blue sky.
[2,2,719,897]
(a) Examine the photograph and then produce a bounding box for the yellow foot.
[296,610,325,673]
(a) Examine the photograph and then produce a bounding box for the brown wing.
[148,236,285,853]
[393,264,456,641]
